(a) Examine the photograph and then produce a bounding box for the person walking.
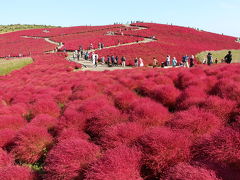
[77,50,80,61]
[101,43,104,49]
[95,53,99,67]
[207,53,213,66]
[182,55,189,68]
[115,56,119,66]
[172,57,177,67]
[139,58,144,67]
[111,55,115,66]
[189,55,194,67]
[224,51,232,64]
[134,57,138,67]
[121,56,126,67]
[101,56,105,64]
[107,55,111,67]
[153,57,158,68]
[92,52,96,65]
[166,55,171,66]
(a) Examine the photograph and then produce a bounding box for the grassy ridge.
[0,24,60,34]
[196,49,240,63]
[0,57,33,75]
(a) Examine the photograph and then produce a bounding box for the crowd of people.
[152,55,195,68]
[71,43,234,69]
[202,51,233,65]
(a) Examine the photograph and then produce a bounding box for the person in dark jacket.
[224,51,232,64]
[207,53,213,66]
[111,55,115,66]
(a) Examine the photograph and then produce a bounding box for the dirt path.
[66,24,157,71]
[22,24,157,71]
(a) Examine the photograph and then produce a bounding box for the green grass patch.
[0,57,33,76]
[0,24,59,34]
[196,49,240,63]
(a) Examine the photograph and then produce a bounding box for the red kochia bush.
[29,114,58,130]
[11,126,53,164]
[193,128,240,168]
[136,127,191,175]
[44,138,100,180]
[164,163,220,180]
[130,98,170,127]
[176,86,207,110]
[174,71,199,90]
[150,85,181,108]
[0,148,13,168]
[0,166,36,180]
[85,145,142,180]
[31,99,60,118]
[113,90,139,111]
[168,107,222,138]
[56,128,90,142]
[211,78,240,103]
[82,97,125,139]
[0,129,16,148]
[200,96,237,123]
[100,122,145,149]
[59,108,86,131]
[0,115,27,130]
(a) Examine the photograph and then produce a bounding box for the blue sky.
[1,0,239,37]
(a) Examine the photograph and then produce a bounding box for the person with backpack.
[224,51,232,64]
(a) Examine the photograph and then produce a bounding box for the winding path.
[22,24,157,71]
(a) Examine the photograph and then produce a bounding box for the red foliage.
[44,138,100,180]
[0,129,16,148]
[112,90,139,111]
[136,127,191,175]
[164,163,220,180]
[11,126,53,163]
[99,122,145,149]
[85,145,142,180]
[29,114,58,130]
[0,148,13,168]
[148,85,181,108]
[82,97,126,139]
[0,115,27,130]
[200,96,237,123]
[0,166,36,180]
[31,99,60,118]
[56,128,90,142]
[59,108,86,131]
[168,107,223,138]
[211,78,240,103]
[176,86,207,110]
[193,128,240,168]
[130,98,170,127]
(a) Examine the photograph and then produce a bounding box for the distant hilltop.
[0,24,60,34]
